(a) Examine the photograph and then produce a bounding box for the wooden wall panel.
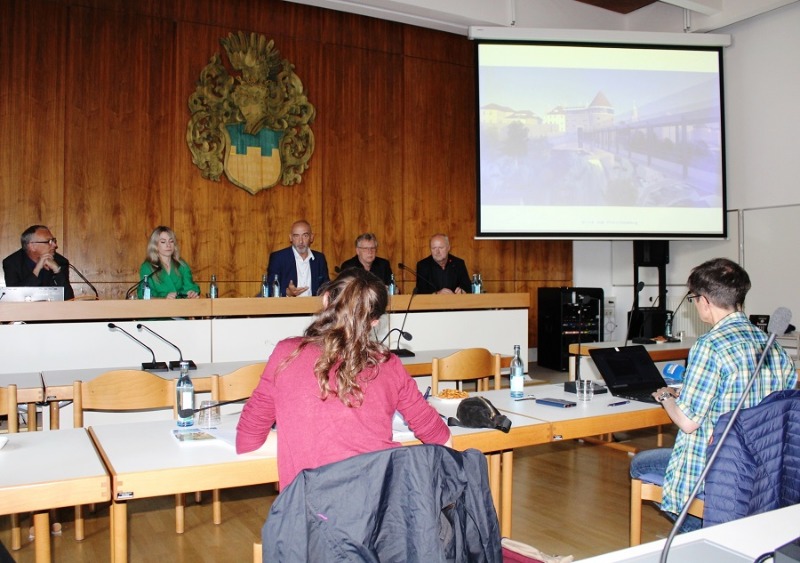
[0,0,572,345]
[0,0,67,254]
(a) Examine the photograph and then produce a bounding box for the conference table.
[577,503,800,562]
[88,408,548,563]
[567,338,695,380]
[0,428,110,563]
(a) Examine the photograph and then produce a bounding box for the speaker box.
[634,241,669,267]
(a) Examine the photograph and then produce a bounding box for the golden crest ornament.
[186,32,316,194]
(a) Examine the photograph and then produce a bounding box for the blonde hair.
[145,226,182,279]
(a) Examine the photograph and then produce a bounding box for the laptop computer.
[588,345,668,404]
[0,286,64,302]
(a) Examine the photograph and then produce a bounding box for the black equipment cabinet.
[538,287,604,371]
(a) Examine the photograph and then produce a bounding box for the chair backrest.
[263,445,502,562]
[0,384,19,433]
[211,363,265,402]
[431,348,501,394]
[73,370,175,428]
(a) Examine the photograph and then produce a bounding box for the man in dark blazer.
[267,220,330,297]
[339,232,393,286]
[415,234,471,295]
[2,224,74,300]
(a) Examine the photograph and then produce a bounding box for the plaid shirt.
[662,311,797,514]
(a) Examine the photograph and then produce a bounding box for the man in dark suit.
[267,220,330,297]
[339,232,393,286]
[415,234,470,295]
[2,224,74,300]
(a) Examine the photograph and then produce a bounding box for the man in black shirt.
[2,225,74,300]
[415,234,470,295]
[340,232,393,286]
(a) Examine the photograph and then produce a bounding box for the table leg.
[32,511,50,563]
[111,501,128,563]
[27,403,37,432]
[212,489,222,525]
[501,450,513,538]
[487,453,501,517]
[176,493,185,533]
[49,402,60,430]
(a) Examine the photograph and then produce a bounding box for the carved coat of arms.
[186,32,316,194]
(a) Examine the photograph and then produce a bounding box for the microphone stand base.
[169,360,197,370]
[391,348,416,357]
[142,362,170,372]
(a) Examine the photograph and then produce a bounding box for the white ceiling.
[282,0,798,35]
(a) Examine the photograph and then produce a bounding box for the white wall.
[573,2,800,340]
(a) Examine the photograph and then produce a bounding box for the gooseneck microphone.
[177,396,248,419]
[398,262,436,294]
[136,323,197,370]
[624,281,647,347]
[107,322,169,371]
[68,264,100,299]
[659,306,792,563]
[665,290,690,342]
[382,286,418,357]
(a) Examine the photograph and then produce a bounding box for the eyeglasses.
[356,246,377,252]
[30,238,57,245]
[687,293,703,303]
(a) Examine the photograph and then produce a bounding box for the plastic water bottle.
[271,274,280,297]
[142,274,151,300]
[471,274,481,294]
[388,274,396,296]
[261,274,269,297]
[176,361,194,427]
[664,311,674,338]
[510,344,524,399]
[209,274,218,299]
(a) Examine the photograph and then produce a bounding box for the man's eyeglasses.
[356,246,377,252]
[687,293,703,303]
[30,238,57,245]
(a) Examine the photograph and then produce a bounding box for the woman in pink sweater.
[236,268,452,489]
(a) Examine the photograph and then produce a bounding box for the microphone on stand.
[625,281,649,346]
[398,262,436,294]
[136,323,197,370]
[658,306,792,563]
[68,264,99,299]
[177,396,248,419]
[107,322,169,371]
[382,286,418,357]
[664,290,690,342]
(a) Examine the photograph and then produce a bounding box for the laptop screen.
[0,286,65,302]
[589,345,667,392]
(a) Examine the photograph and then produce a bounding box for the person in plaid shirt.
[630,258,797,532]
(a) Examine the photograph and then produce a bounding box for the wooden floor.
[1,370,679,562]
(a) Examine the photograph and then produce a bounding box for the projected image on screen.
[476,42,726,239]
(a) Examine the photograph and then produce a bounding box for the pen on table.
[423,386,431,400]
[607,400,630,407]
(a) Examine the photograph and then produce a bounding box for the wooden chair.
[630,477,704,546]
[72,370,188,534]
[431,348,502,395]
[208,362,265,524]
[1,384,23,550]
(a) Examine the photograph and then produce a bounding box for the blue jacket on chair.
[262,445,503,562]
[703,389,800,527]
